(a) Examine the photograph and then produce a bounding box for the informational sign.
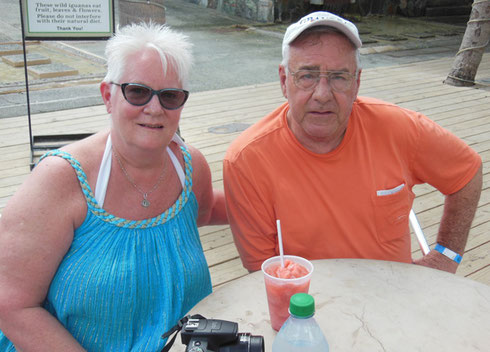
[21,0,114,39]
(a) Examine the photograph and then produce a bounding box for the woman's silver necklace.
[113,150,167,208]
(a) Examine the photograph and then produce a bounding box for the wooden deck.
[1,54,489,287]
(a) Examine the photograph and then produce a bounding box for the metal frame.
[18,0,114,169]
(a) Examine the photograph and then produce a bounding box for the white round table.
[173,259,490,351]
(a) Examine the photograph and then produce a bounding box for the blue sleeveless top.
[0,147,212,351]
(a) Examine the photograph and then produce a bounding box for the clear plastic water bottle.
[272,293,329,352]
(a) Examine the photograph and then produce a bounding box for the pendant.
[141,194,150,208]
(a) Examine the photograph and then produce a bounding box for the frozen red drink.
[261,255,313,331]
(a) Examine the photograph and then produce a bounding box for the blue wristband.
[434,244,462,264]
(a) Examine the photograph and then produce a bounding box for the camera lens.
[218,333,264,352]
[248,335,265,352]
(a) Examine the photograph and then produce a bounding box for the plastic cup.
[261,255,314,331]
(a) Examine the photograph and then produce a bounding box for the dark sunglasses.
[112,82,189,110]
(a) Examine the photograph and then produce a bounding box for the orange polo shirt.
[223,97,481,272]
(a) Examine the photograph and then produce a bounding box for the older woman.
[0,22,227,351]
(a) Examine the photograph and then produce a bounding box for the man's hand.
[413,250,459,273]
[417,164,482,274]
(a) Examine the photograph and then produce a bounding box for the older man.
[223,11,482,273]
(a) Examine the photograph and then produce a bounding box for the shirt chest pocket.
[374,183,411,243]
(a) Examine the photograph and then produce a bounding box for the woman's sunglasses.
[111,82,189,110]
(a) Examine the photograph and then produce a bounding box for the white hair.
[103,22,193,89]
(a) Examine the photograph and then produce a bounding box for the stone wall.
[184,0,396,23]
[119,0,166,27]
[183,1,460,23]
[188,0,274,22]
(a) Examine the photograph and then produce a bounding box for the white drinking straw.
[276,219,285,267]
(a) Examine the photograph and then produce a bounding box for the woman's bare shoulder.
[185,143,207,169]
[62,131,108,164]
[59,130,109,183]
[184,143,212,194]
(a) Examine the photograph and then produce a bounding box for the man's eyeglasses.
[112,83,189,110]
[288,69,356,92]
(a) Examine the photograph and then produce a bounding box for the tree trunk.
[444,0,490,87]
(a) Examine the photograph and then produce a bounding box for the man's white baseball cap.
[282,11,362,55]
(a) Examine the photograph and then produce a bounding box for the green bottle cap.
[289,293,315,317]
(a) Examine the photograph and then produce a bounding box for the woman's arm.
[187,145,228,226]
[0,157,87,351]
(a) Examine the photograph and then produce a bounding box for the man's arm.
[223,158,277,272]
[414,164,482,273]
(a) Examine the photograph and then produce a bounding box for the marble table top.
[172,259,490,352]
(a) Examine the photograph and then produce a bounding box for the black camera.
[181,317,264,352]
